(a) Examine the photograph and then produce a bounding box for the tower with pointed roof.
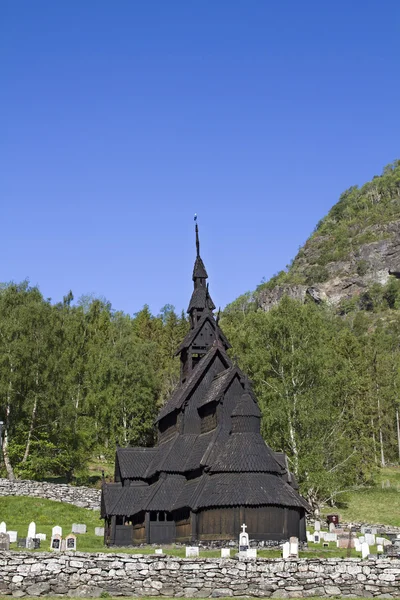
[101,224,309,546]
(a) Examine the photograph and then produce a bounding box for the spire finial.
[194,214,200,257]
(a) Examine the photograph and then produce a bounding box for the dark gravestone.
[17,537,26,548]
[51,536,61,551]
[66,534,76,551]
[0,533,10,551]
[33,538,41,549]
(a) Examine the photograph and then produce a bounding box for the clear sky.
[1,1,400,316]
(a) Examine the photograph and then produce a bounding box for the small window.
[158,511,165,521]
[166,512,174,522]
[150,512,157,522]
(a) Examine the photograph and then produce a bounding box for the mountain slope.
[256,161,400,311]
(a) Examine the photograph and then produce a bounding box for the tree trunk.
[396,408,400,463]
[3,400,15,481]
[22,387,38,463]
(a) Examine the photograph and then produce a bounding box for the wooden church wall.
[197,506,302,541]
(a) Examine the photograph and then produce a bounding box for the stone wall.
[0,552,400,598]
[0,479,101,511]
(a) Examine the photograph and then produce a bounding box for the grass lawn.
[321,466,400,526]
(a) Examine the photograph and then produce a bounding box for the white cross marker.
[241,523,247,533]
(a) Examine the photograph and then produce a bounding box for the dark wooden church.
[101,225,310,546]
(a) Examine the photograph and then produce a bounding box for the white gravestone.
[7,531,17,543]
[361,542,370,559]
[0,522,6,534]
[221,548,230,558]
[324,533,337,542]
[36,533,46,541]
[239,523,249,550]
[359,536,365,544]
[365,533,375,546]
[52,526,62,537]
[354,539,362,552]
[314,520,321,531]
[50,534,62,552]
[95,527,104,537]
[371,527,377,534]
[377,544,383,553]
[329,522,336,532]
[289,536,299,557]
[282,541,290,559]
[376,536,384,545]
[27,521,36,539]
[306,531,313,543]
[72,523,86,534]
[155,548,163,555]
[185,546,199,558]
[66,533,76,551]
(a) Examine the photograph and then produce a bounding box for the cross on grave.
[241,524,247,533]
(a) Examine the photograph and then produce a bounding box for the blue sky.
[1,1,400,315]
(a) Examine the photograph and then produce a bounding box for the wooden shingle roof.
[207,432,284,474]
[193,472,310,510]
[116,447,157,479]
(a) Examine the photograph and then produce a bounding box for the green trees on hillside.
[0,282,187,481]
[222,297,400,508]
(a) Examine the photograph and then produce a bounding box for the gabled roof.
[101,482,150,517]
[175,314,231,356]
[198,367,239,409]
[145,431,216,477]
[116,447,158,479]
[157,345,231,422]
[192,472,310,510]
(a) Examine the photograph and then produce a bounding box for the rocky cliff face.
[258,220,400,311]
[256,162,400,312]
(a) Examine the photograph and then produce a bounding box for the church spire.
[188,220,215,321]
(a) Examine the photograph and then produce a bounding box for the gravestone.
[95,527,104,537]
[239,523,249,551]
[355,539,362,552]
[377,544,383,553]
[0,522,6,534]
[361,542,370,559]
[26,538,35,550]
[17,537,26,548]
[376,536,384,545]
[365,533,375,546]
[359,536,365,544]
[247,548,257,558]
[324,532,337,542]
[155,548,163,555]
[72,523,86,534]
[289,536,299,557]
[371,527,377,534]
[282,541,290,559]
[306,531,313,543]
[36,533,46,541]
[27,521,36,539]
[313,533,320,543]
[361,526,367,534]
[50,534,62,552]
[185,546,199,558]
[33,538,41,549]
[338,536,355,549]
[0,532,10,551]
[323,542,329,547]
[329,522,336,532]
[314,520,321,531]
[221,548,230,558]
[52,525,62,537]
[7,531,17,543]
[66,533,76,551]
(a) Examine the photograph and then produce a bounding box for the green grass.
[322,466,400,526]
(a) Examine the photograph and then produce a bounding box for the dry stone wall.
[0,552,400,598]
[0,479,100,511]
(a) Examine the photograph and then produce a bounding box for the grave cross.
[241,524,247,533]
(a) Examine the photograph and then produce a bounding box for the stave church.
[101,224,310,546]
